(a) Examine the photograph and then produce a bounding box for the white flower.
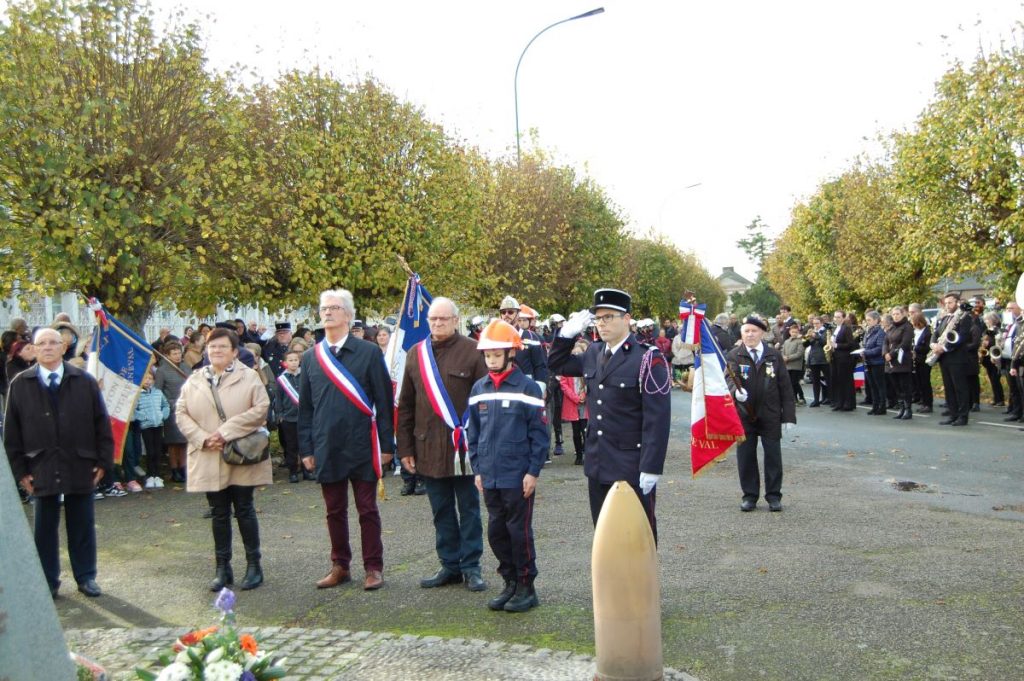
[156,662,193,681]
[204,646,225,664]
[174,649,192,665]
[203,659,243,681]
[243,650,266,670]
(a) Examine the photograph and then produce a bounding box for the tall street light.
[514,7,605,164]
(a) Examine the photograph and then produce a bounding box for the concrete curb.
[66,626,701,680]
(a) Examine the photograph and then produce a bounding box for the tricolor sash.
[277,373,300,406]
[416,337,472,475]
[314,340,383,479]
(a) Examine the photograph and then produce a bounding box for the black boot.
[210,560,234,592]
[210,509,233,591]
[892,401,906,419]
[503,580,539,612]
[574,453,583,466]
[488,579,517,611]
[236,509,263,590]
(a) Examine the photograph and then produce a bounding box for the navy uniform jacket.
[466,366,549,489]
[262,338,291,378]
[515,328,549,382]
[548,333,671,485]
[725,344,796,440]
[298,336,394,484]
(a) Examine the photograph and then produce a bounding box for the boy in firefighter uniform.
[466,320,549,613]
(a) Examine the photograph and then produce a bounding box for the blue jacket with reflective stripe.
[466,366,549,489]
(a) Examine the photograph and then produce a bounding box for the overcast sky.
[152,0,1022,282]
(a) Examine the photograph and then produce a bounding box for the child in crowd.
[274,350,304,483]
[559,337,590,466]
[466,320,549,613]
[135,368,170,489]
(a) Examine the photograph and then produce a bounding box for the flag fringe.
[691,443,737,479]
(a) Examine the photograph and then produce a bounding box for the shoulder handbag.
[208,379,270,465]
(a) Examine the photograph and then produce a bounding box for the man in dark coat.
[261,322,293,378]
[547,288,671,542]
[931,292,977,426]
[4,327,114,598]
[299,289,394,591]
[726,316,796,512]
[397,297,489,592]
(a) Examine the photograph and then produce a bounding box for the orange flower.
[239,634,258,655]
[179,625,219,646]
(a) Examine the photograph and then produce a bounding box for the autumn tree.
[0,0,266,329]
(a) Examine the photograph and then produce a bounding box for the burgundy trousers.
[320,478,383,572]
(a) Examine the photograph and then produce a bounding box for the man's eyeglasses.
[593,313,623,324]
[427,316,454,323]
[319,305,342,313]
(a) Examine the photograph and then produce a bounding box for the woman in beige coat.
[176,328,271,592]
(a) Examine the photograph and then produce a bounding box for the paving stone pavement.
[65,627,700,680]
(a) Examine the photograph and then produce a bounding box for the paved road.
[48,391,1024,680]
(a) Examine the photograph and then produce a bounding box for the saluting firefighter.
[547,288,671,542]
[726,316,796,512]
[466,320,549,613]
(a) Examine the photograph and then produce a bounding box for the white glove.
[639,472,660,495]
[734,388,748,403]
[560,309,593,338]
[783,422,795,432]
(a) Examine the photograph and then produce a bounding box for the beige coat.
[176,361,272,492]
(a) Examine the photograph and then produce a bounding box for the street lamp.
[514,7,605,164]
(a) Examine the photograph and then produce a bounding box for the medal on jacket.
[765,362,775,379]
[740,364,751,381]
[416,337,472,475]
[314,340,382,479]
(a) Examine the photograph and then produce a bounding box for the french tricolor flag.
[85,299,155,464]
[683,302,746,477]
[383,274,433,408]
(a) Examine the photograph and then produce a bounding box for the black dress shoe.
[917,406,933,414]
[420,567,463,588]
[302,470,316,481]
[951,417,968,426]
[77,580,102,597]
[941,410,951,416]
[808,401,820,408]
[970,404,980,413]
[992,401,1006,407]
[289,473,300,483]
[414,481,427,495]
[400,480,416,496]
[768,500,782,512]
[1004,415,1023,422]
[202,507,214,519]
[939,418,955,425]
[740,499,756,512]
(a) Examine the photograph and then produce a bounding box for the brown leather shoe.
[316,565,351,589]
[363,570,384,591]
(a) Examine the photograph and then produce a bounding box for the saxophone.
[925,306,968,366]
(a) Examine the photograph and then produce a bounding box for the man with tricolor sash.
[298,289,394,592]
[397,297,490,592]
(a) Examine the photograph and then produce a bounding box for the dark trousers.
[866,364,886,410]
[832,357,856,409]
[892,372,913,406]
[321,478,383,571]
[278,420,300,474]
[886,373,898,406]
[939,360,971,420]
[549,385,564,446]
[141,426,163,478]
[34,492,96,590]
[809,364,828,402]
[736,434,783,504]
[587,477,657,545]
[123,422,143,480]
[1002,360,1021,416]
[914,362,934,408]
[982,358,1004,404]
[484,487,537,584]
[570,419,587,456]
[968,369,981,408]
[788,369,805,402]
[424,476,483,572]
[206,485,260,563]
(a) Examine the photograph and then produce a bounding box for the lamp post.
[514,7,605,164]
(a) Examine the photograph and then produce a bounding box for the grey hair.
[908,303,922,312]
[429,297,460,319]
[865,310,881,322]
[319,289,356,319]
[882,314,893,325]
[984,311,1000,325]
[33,327,62,344]
[715,313,729,325]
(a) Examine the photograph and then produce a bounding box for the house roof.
[717,267,754,287]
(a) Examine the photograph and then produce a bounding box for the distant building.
[931,274,994,306]
[717,267,754,313]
